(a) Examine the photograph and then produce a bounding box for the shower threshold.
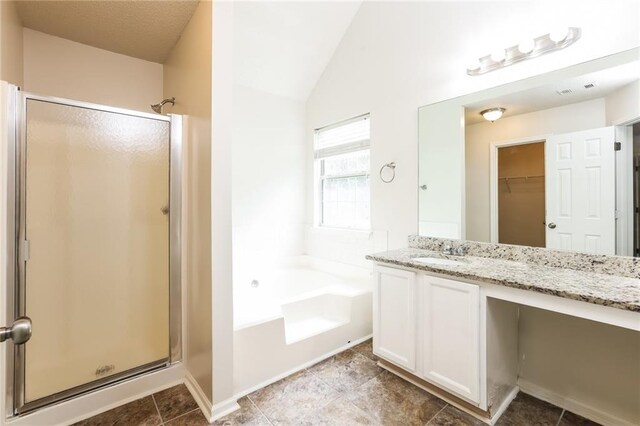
[15,359,169,416]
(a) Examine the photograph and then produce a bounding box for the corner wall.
[0,0,23,86]
[162,0,213,403]
[210,0,236,413]
[231,85,306,276]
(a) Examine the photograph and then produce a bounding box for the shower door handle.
[0,317,32,345]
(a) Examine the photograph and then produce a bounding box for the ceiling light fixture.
[467,27,581,76]
[481,108,506,122]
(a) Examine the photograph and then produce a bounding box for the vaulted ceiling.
[233,1,362,101]
[16,0,199,63]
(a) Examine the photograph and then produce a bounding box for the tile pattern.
[407,235,640,279]
[495,393,563,426]
[153,384,199,422]
[78,340,602,426]
[366,247,640,312]
[215,339,601,426]
[73,384,201,426]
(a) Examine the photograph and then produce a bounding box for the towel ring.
[380,162,396,183]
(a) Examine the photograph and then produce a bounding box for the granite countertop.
[366,248,640,312]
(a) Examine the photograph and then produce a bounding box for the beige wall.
[605,80,640,125]
[210,0,235,407]
[519,307,640,424]
[465,98,606,243]
[23,28,162,112]
[0,0,23,86]
[162,0,213,402]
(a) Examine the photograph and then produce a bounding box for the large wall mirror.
[419,48,640,256]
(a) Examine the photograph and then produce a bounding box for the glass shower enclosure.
[4,87,182,415]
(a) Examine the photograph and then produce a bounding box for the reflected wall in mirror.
[419,49,640,256]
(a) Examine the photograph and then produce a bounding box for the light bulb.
[549,27,569,43]
[467,58,481,71]
[518,39,535,54]
[490,49,506,63]
[481,108,505,122]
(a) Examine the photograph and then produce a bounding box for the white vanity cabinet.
[419,275,480,404]
[373,265,481,405]
[373,265,416,371]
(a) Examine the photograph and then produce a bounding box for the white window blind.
[314,114,370,159]
[314,114,370,230]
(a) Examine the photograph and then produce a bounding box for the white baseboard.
[211,398,241,422]
[184,371,240,422]
[232,334,373,400]
[184,371,214,421]
[518,378,637,426]
[489,386,518,425]
[5,364,184,426]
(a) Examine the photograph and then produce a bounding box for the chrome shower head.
[151,97,175,114]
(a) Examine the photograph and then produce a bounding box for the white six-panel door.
[373,265,416,371]
[546,127,617,254]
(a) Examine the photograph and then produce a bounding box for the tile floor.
[77,339,600,426]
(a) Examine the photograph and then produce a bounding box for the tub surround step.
[366,248,640,312]
[285,317,350,344]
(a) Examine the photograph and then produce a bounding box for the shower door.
[9,90,182,414]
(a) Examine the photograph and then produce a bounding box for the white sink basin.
[412,257,463,266]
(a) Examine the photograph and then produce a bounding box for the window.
[314,114,370,230]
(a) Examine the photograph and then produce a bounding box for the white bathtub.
[233,256,373,394]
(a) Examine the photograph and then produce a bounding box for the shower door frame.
[4,87,183,416]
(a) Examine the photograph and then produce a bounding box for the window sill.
[311,226,373,236]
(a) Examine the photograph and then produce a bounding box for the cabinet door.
[373,265,416,371]
[421,275,480,403]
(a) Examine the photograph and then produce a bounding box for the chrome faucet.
[443,244,466,256]
[442,244,454,255]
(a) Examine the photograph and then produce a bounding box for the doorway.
[496,142,546,247]
[5,87,182,415]
[634,123,640,256]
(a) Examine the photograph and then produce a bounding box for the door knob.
[0,317,32,345]
[547,222,557,229]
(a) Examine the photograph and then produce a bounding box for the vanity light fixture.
[517,39,535,54]
[481,107,505,122]
[467,27,581,76]
[490,49,507,63]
